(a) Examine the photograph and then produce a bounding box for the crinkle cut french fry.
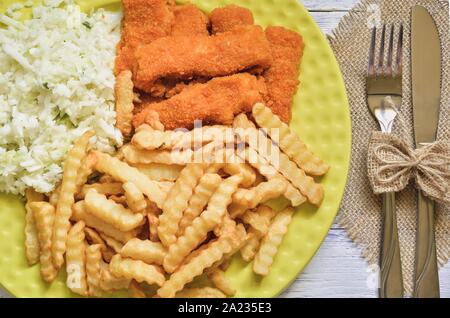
[75,152,97,190]
[239,210,271,234]
[158,181,175,195]
[93,151,166,209]
[84,227,113,262]
[129,280,146,298]
[207,269,236,296]
[236,124,322,205]
[133,163,183,181]
[177,173,222,236]
[123,141,224,166]
[147,211,160,242]
[85,189,144,232]
[158,163,207,247]
[72,201,137,243]
[76,183,124,200]
[240,230,261,262]
[175,287,226,298]
[53,131,94,268]
[253,207,294,276]
[110,255,165,287]
[240,205,276,262]
[123,182,147,213]
[121,239,166,265]
[219,224,249,266]
[100,233,124,254]
[86,244,103,297]
[276,151,324,206]
[242,148,306,207]
[136,110,164,132]
[222,163,256,188]
[233,113,256,129]
[232,177,287,210]
[25,208,40,265]
[157,223,246,298]
[49,183,61,207]
[163,175,242,273]
[66,221,88,296]
[109,195,128,206]
[132,125,229,150]
[24,189,45,265]
[29,202,58,282]
[252,103,329,176]
[99,174,115,184]
[100,266,131,292]
[115,70,135,137]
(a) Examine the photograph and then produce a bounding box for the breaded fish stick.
[210,5,254,34]
[115,0,174,74]
[171,4,210,36]
[263,26,304,123]
[133,25,272,93]
[133,73,266,130]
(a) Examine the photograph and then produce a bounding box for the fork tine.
[387,25,395,76]
[368,27,377,76]
[378,24,386,74]
[396,24,404,76]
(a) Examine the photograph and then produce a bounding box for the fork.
[366,24,404,298]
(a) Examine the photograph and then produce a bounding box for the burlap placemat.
[329,0,450,295]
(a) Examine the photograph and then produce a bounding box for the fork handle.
[413,192,440,298]
[380,192,404,298]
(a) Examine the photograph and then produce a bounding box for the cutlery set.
[366,6,442,298]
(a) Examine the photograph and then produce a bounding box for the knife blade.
[411,5,441,298]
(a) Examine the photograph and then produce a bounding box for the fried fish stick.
[133,74,266,130]
[263,26,304,123]
[115,0,174,74]
[210,5,254,34]
[171,4,209,36]
[133,25,272,93]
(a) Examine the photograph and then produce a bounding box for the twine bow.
[367,132,450,204]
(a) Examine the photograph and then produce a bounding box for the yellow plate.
[0,0,351,298]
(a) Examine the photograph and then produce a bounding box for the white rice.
[0,0,123,195]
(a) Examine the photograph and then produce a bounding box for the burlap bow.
[367,132,450,204]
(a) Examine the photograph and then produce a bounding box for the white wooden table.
[281,0,450,298]
[1,0,449,299]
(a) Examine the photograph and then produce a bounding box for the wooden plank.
[310,11,347,35]
[302,0,361,11]
[283,228,450,298]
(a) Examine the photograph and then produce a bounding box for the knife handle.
[413,192,440,298]
[379,192,404,298]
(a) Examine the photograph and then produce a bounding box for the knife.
[411,5,441,298]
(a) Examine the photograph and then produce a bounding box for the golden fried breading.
[133,73,266,130]
[115,0,175,74]
[171,4,210,36]
[263,26,304,123]
[210,5,254,34]
[133,25,272,93]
